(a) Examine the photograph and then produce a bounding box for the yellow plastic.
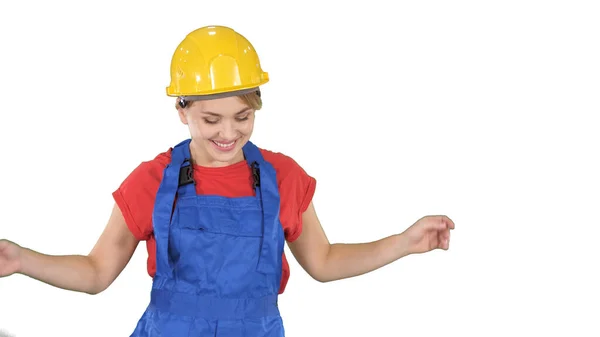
[166,25,269,97]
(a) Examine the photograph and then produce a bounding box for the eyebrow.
[201,107,252,117]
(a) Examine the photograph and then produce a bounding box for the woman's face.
[177,96,255,167]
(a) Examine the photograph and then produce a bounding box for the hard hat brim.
[178,87,260,101]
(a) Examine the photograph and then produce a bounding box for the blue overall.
[129,139,286,336]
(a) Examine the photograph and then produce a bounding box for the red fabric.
[112,146,316,294]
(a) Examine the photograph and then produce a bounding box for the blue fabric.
[129,139,286,336]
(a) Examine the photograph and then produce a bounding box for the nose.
[219,120,238,140]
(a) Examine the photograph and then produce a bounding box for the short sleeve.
[112,158,167,241]
[284,168,316,242]
[262,150,317,243]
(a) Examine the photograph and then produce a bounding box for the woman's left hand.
[402,215,455,254]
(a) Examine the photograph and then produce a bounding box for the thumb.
[0,239,12,252]
[424,216,448,231]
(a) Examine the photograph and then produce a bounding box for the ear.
[175,97,190,125]
[177,106,188,125]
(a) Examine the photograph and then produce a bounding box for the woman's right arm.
[16,203,139,295]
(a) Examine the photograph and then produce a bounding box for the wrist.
[393,233,412,258]
[15,245,28,275]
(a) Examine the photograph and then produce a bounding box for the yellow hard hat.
[166,25,269,99]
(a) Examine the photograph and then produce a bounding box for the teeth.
[213,140,235,148]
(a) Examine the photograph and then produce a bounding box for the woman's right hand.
[0,239,22,277]
[0,204,139,294]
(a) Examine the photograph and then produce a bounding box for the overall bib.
[129,139,286,337]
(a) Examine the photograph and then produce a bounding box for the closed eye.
[203,115,249,124]
[201,109,252,124]
[204,118,219,124]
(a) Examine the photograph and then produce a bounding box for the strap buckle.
[251,161,260,189]
[178,159,194,186]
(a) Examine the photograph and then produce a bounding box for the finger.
[443,216,455,229]
[442,229,450,242]
[443,230,450,250]
[439,236,448,248]
[437,230,450,250]
[431,217,448,230]
[439,235,448,250]
[429,216,452,230]
[435,215,454,229]
[435,232,446,250]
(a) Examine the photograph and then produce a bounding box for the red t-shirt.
[112,145,316,294]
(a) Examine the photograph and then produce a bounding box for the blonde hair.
[175,92,263,110]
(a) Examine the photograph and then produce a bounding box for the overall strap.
[152,139,192,276]
[242,141,284,275]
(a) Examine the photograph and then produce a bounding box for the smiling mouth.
[211,139,237,151]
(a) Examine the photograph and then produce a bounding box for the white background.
[1,0,599,336]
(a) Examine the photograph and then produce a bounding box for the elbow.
[310,273,326,283]
[314,273,337,283]
[308,267,335,283]
[314,276,333,283]
[84,256,110,295]
[306,249,335,283]
[85,288,101,295]
[85,279,108,295]
[312,274,338,283]
[86,284,107,295]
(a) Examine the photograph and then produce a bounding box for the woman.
[0,25,455,336]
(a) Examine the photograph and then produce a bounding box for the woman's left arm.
[288,202,455,283]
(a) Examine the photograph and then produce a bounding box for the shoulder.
[118,149,172,190]
[112,147,173,241]
[259,148,308,179]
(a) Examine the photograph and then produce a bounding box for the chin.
[205,139,245,164]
